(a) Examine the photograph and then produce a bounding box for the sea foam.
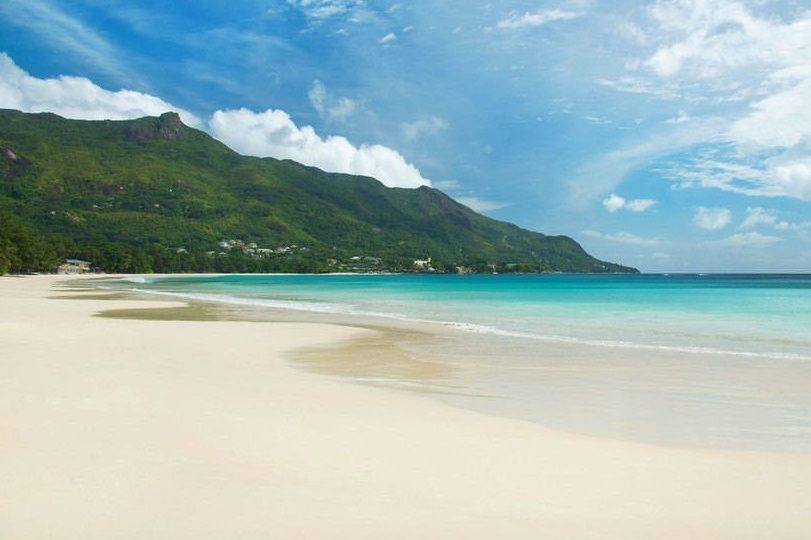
[126,286,811,362]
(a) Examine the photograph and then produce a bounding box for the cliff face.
[0,108,638,274]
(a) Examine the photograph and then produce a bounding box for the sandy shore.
[2,275,810,539]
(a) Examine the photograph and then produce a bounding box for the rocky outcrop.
[2,147,20,162]
[1,147,31,180]
[125,112,184,142]
[156,112,183,140]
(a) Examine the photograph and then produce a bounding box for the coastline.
[96,274,811,453]
[2,274,811,538]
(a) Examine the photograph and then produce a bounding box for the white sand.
[2,275,810,539]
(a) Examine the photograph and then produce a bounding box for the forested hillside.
[0,109,636,274]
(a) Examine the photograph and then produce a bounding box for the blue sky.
[1,0,810,272]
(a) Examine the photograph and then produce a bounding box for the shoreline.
[102,273,811,363]
[93,274,811,453]
[3,274,811,538]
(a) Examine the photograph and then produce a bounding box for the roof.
[64,259,91,265]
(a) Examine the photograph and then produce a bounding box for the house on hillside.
[57,259,92,274]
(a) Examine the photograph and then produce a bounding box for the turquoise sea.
[108,274,811,452]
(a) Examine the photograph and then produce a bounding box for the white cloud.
[0,0,128,81]
[617,21,649,46]
[307,79,356,121]
[771,157,811,200]
[328,97,356,120]
[582,230,659,245]
[716,231,782,247]
[602,193,656,213]
[643,0,811,81]
[0,53,201,126]
[625,198,656,212]
[308,79,327,111]
[288,0,363,19]
[602,193,626,212]
[402,116,448,141]
[0,53,428,190]
[597,76,681,98]
[611,1,811,201]
[496,8,581,30]
[454,196,509,212]
[378,32,397,44]
[693,206,732,230]
[665,110,690,124]
[584,115,612,125]
[728,74,811,151]
[209,108,430,188]
[664,150,811,201]
[568,117,721,205]
[739,207,790,231]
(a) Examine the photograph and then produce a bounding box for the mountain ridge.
[0,108,637,274]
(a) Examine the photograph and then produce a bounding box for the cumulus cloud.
[308,79,356,121]
[582,230,659,245]
[771,157,811,200]
[693,206,732,230]
[0,53,429,190]
[602,193,656,213]
[496,8,581,30]
[378,32,397,44]
[602,193,626,212]
[454,196,509,212]
[0,52,201,126]
[728,75,811,151]
[402,116,448,141]
[209,108,430,188]
[643,0,810,81]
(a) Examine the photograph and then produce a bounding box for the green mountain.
[0,109,637,274]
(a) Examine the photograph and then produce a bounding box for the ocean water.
[107,273,811,452]
[116,273,811,359]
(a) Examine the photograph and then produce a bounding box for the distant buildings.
[58,259,92,274]
[216,239,301,257]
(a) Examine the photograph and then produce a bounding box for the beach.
[2,274,811,539]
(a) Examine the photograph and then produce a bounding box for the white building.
[57,259,92,274]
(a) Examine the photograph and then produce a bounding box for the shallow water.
[103,273,811,452]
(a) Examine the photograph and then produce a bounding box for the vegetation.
[0,109,637,274]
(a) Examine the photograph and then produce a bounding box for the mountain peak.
[157,112,183,136]
[124,111,184,142]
